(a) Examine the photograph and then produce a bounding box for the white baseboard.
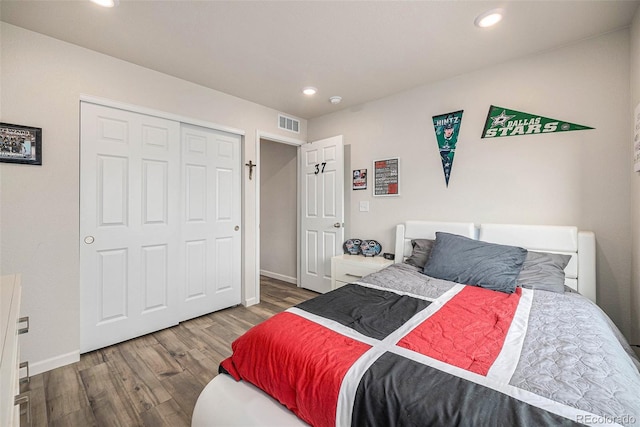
[244,297,257,307]
[260,270,297,285]
[30,350,80,375]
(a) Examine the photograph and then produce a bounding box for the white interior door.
[80,102,181,352]
[180,124,241,319]
[300,135,344,293]
[80,103,242,352]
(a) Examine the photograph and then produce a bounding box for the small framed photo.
[353,169,367,190]
[373,157,400,197]
[0,122,42,165]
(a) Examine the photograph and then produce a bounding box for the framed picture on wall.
[353,169,367,190]
[0,122,42,165]
[373,157,400,197]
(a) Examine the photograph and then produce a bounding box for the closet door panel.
[81,103,180,352]
[180,124,241,320]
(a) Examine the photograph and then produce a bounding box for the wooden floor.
[21,277,317,427]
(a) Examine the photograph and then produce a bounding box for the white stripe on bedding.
[486,287,534,382]
[336,284,465,427]
[336,343,386,427]
[352,280,436,301]
[285,307,379,347]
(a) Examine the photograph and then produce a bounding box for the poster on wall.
[373,158,399,196]
[481,105,593,139]
[432,110,464,187]
[0,122,42,165]
[353,169,367,190]
[634,103,640,172]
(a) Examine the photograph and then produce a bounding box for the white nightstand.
[331,254,393,290]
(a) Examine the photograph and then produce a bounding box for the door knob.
[333,222,342,228]
[234,225,240,231]
[84,236,95,244]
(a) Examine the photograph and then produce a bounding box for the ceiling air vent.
[278,114,300,133]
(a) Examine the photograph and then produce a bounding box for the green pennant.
[432,110,463,187]
[481,105,593,139]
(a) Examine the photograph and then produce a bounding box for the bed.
[192,221,640,427]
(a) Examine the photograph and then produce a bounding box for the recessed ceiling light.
[90,0,119,7]
[302,87,317,96]
[474,8,504,28]
[329,96,342,105]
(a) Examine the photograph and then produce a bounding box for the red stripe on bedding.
[220,312,371,427]
[397,286,521,376]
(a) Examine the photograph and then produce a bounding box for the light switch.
[359,201,369,212]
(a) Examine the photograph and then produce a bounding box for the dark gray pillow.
[404,239,435,268]
[517,251,571,293]
[422,232,528,293]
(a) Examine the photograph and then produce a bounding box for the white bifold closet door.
[80,102,241,353]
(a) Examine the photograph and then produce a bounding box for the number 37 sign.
[314,162,327,174]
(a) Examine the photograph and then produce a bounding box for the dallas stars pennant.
[481,105,593,139]
[432,110,463,187]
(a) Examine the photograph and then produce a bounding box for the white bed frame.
[394,221,596,303]
[192,221,596,427]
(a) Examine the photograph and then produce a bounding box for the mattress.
[215,263,640,426]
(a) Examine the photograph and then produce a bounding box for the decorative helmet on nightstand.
[360,240,382,257]
[343,239,363,255]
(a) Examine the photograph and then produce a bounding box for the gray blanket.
[359,263,640,426]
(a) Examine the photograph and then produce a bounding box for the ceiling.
[1,1,638,119]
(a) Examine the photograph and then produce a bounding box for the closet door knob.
[84,236,95,244]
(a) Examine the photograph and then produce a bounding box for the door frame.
[79,95,246,137]
[255,131,305,305]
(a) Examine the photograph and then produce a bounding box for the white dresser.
[331,255,393,290]
[1,274,29,427]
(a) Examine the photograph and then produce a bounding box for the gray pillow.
[517,251,571,293]
[404,239,435,269]
[422,232,528,294]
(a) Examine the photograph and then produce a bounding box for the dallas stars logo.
[490,110,515,128]
[482,105,594,139]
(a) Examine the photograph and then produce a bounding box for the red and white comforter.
[221,266,640,427]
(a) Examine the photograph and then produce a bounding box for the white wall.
[0,23,307,373]
[260,139,297,282]
[309,30,633,338]
[2,21,636,372]
[630,9,640,351]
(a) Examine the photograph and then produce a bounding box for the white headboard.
[394,220,475,263]
[394,221,596,303]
